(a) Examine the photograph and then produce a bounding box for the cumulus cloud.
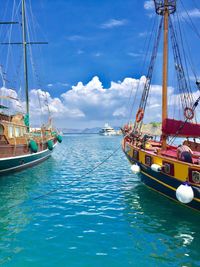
[61,76,145,122]
[0,86,22,111]
[100,19,127,29]
[29,89,84,119]
[144,0,154,10]
[1,75,199,128]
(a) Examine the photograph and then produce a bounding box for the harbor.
[0,0,200,266]
[0,135,199,267]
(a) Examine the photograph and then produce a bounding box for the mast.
[22,0,29,128]
[162,0,169,149]
[0,1,48,127]
[154,0,176,149]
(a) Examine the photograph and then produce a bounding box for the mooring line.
[6,145,121,210]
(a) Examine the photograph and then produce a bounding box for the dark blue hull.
[0,148,53,175]
[125,152,200,212]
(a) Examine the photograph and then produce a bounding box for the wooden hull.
[122,140,200,212]
[0,145,56,175]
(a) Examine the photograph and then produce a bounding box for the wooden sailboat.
[0,0,62,174]
[122,0,200,211]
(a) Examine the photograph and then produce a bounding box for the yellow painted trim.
[141,170,200,203]
[141,170,176,191]
[124,141,200,185]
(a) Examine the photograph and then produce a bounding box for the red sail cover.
[162,118,200,137]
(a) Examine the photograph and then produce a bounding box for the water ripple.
[0,135,199,267]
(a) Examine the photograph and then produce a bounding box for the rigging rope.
[127,14,158,125]
[133,16,163,133]
[169,92,200,145]
[6,145,121,210]
[169,16,193,113]
[179,0,200,41]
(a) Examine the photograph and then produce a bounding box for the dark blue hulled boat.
[0,0,62,174]
[122,0,200,212]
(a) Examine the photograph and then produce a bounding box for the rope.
[179,0,200,41]
[6,145,121,209]
[169,93,200,145]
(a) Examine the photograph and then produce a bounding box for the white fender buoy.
[151,164,162,172]
[131,164,140,174]
[176,183,194,204]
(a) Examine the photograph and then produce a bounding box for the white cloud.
[139,31,149,37]
[144,0,154,10]
[77,49,84,55]
[61,76,145,121]
[127,52,141,57]
[0,87,22,111]
[100,19,127,29]
[57,82,69,87]
[1,76,199,128]
[93,52,102,57]
[29,89,84,120]
[181,8,200,19]
[67,35,85,41]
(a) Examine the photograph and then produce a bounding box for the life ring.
[136,108,144,123]
[184,107,194,120]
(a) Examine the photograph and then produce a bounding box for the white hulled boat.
[99,123,117,136]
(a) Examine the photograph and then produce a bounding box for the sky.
[0,0,200,129]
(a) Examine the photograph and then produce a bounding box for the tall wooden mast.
[154,0,176,149]
[0,0,48,128]
[22,0,29,125]
[162,0,169,149]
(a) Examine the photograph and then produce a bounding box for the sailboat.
[122,0,200,211]
[0,0,62,174]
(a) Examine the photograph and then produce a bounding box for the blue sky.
[33,0,149,91]
[0,0,200,128]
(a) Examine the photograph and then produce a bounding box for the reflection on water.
[124,184,200,266]
[0,158,56,264]
[0,135,199,267]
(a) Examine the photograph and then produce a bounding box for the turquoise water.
[0,135,199,267]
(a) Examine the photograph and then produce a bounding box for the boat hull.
[99,132,117,136]
[0,147,54,175]
[123,142,200,212]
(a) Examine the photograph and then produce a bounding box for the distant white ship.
[99,123,117,136]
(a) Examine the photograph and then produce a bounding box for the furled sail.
[162,118,200,137]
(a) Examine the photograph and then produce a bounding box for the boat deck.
[126,138,200,165]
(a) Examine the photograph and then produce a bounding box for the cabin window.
[162,161,174,176]
[133,150,139,160]
[189,168,200,184]
[0,124,4,135]
[145,155,152,166]
[125,143,131,153]
[15,127,20,137]
[20,127,24,136]
[8,125,13,138]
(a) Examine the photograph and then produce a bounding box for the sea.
[0,135,199,267]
